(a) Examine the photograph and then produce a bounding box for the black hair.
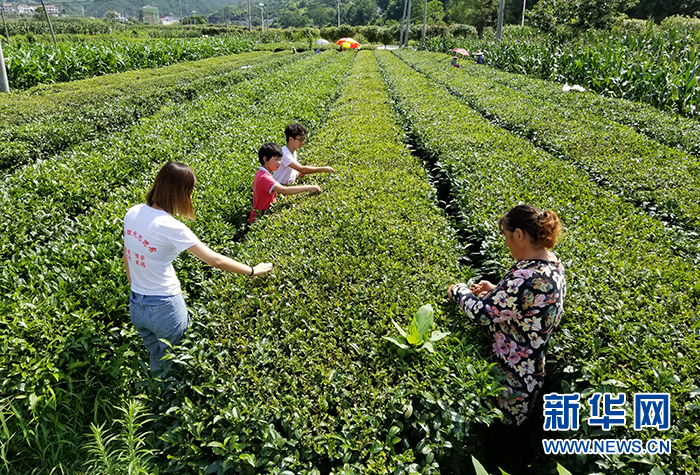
[258,142,283,166]
[284,123,309,141]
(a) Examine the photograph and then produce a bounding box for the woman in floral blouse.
[447,204,566,427]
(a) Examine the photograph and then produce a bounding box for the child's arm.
[273,183,322,195]
[289,162,335,176]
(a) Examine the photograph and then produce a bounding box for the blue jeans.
[129,292,190,374]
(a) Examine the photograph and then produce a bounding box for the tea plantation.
[0,49,698,475]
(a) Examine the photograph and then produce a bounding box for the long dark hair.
[498,204,562,249]
[146,162,196,219]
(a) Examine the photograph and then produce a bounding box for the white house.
[17,4,37,14]
[45,4,59,14]
[160,14,180,25]
[2,3,14,14]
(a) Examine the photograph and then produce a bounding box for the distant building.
[106,9,128,21]
[160,14,180,26]
[45,4,59,15]
[17,4,37,14]
[141,5,159,24]
[2,3,14,14]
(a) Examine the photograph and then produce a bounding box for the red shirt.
[250,167,278,223]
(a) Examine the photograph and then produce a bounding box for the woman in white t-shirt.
[123,161,273,373]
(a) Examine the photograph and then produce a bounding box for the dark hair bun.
[499,205,563,249]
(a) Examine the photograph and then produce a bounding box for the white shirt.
[273,145,298,185]
[123,204,200,296]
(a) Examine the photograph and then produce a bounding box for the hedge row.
[394,50,700,230]
[0,51,324,266]
[146,50,501,474]
[3,36,258,89]
[403,50,700,158]
[0,51,293,173]
[0,51,354,474]
[375,50,700,475]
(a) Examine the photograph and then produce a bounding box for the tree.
[382,0,405,22]
[529,0,639,34]
[627,0,698,22]
[426,0,445,23]
[278,9,313,27]
[346,0,380,25]
[307,6,336,26]
[447,0,499,35]
[182,14,207,24]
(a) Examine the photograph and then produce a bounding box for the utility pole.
[496,0,505,41]
[337,0,340,27]
[521,0,526,26]
[1,7,9,45]
[421,0,427,47]
[248,0,251,32]
[39,0,57,45]
[0,38,8,92]
[404,0,412,47]
[258,3,264,31]
[178,0,183,29]
[399,0,408,48]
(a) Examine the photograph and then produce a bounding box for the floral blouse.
[450,258,566,426]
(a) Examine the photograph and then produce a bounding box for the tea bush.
[0,51,295,173]
[396,50,700,158]
[149,50,502,474]
[393,50,700,230]
[376,49,700,475]
[0,51,355,474]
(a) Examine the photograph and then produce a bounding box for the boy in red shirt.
[250,143,322,223]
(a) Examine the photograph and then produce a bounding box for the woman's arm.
[187,243,273,276]
[448,278,508,326]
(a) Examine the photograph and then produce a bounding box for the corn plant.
[3,36,258,89]
[422,26,700,117]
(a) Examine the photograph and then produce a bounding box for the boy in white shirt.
[273,123,335,185]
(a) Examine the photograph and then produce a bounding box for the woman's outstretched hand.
[252,263,274,276]
[470,280,495,298]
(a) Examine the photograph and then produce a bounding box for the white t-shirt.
[123,204,201,296]
[273,145,298,185]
